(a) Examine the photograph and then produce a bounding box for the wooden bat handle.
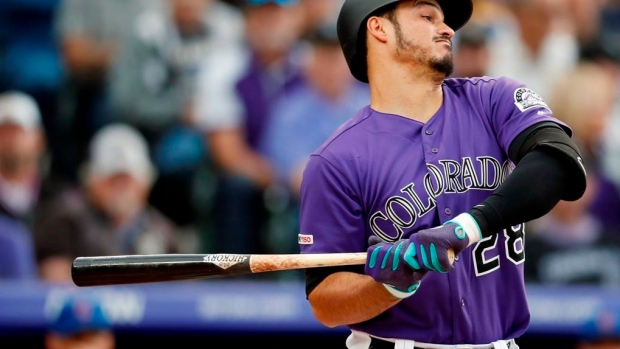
[249,253,367,273]
[249,248,455,273]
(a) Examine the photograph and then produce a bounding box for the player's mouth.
[436,39,452,47]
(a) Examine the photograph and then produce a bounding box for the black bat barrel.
[72,254,252,287]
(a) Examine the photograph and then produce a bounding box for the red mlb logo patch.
[298,234,314,245]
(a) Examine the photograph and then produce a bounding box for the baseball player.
[298,0,587,348]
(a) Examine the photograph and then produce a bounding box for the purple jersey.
[299,76,570,344]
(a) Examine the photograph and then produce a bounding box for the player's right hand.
[365,236,428,298]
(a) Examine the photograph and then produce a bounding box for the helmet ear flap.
[350,26,369,83]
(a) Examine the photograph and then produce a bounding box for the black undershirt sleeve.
[467,147,572,237]
[468,122,577,237]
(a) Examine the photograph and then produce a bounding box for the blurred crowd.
[0,0,619,293]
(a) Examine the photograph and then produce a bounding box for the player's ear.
[367,16,390,44]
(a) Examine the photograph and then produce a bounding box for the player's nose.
[437,22,455,40]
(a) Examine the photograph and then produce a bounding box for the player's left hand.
[404,213,483,273]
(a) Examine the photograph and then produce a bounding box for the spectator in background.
[549,63,617,161]
[579,40,620,79]
[468,0,511,25]
[564,0,608,48]
[261,20,368,202]
[54,0,164,182]
[525,62,620,286]
[0,92,48,225]
[0,91,48,279]
[45,292,115,349]
[298,0,343,32]
[0,0,62,164]
[33,123,179,282]
[452,22,492,78]
[107,0,244,229]
[486,0,579,99]
[233,0,306,157]
[600,1,620,61]
[194,0,306,255]
[547,62,620,232]
[258,20,369,257]
[586,44,620,227]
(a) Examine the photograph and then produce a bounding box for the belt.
[369,337,514,349]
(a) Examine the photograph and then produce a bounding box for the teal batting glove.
[403,213,482,273]
[365,236,427,298]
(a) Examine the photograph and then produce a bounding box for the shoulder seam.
[314,108,372,155]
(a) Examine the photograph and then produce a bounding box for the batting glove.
[365,236,428,299]
[404,213,483,273]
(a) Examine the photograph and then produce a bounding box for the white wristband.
[448,212,482,246]
[382,283,419,299]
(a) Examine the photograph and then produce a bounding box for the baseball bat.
[72,252,367,287]
[72,249,455,287]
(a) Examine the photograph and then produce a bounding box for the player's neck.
[369,69,444,123]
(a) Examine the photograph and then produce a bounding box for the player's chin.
[430,56,454,76]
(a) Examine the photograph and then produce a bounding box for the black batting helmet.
[337,0,474,83]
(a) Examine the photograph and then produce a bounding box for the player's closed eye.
[421,15,432,21]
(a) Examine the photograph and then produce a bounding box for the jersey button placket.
[422,128,437,158]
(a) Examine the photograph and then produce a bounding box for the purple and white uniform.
[299,76,569,344]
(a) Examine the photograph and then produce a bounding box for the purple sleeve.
[485,77,571,154]
[298,155,366,254]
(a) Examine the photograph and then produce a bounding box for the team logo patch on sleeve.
[514,88,549,112]
[298,234,314,245]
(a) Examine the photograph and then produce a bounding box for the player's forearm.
[308,271,400,328]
